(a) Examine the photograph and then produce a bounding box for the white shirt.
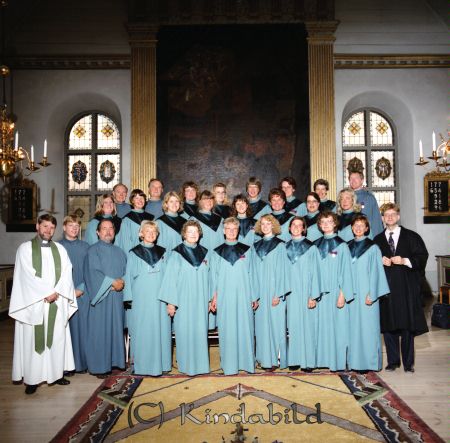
[385,226,412,268]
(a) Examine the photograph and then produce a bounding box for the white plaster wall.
[335,68,450,291]
[0,70,131,264]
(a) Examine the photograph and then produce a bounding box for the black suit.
[374,226,429,369]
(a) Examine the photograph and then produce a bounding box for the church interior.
[0,0,449,441]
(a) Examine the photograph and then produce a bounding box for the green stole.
[31,237,62,354]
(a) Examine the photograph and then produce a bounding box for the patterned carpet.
[51,370,443,443]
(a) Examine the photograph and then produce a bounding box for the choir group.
[60,175,392,378]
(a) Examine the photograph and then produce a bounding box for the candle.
[31,145,34,162]
[44,139,47,158]
[14,131,19,150]
[419,140,423,158]
[432,131,436,153]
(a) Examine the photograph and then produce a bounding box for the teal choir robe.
[156,212,185,251]
[158,242,211,376]
[84,215,122,245]
[210,241,257,375]
[320,199,337,212]
[271,210,294,241]
[314,234,354,371]
[347,237,389,371]
[116,202,132,218]
[285,196,302,215]
[84,240,127,374]
[294,203,308,217]
[213,204,231,219]
[338,210,374,242]
[251,236,290,369]
[124,243,172,375]
[59,237,90,372]
[305,211,323,242]
[145,199,163,219]
[237,215,256,245]
[248,197,271,220]
[285,238,322,368]
[115,209,154,254]
[355,189,383,237]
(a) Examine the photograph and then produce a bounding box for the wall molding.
[9,55,131,70]
[334,54,450,69]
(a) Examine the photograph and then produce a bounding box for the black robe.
[374,227,429,336]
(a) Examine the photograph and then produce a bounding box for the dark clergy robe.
[84,240,127,374]
[374,227,429,335]
[59,237,90,372]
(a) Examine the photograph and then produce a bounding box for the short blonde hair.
[162,191,184,213]
[223,216,239,229]
[181,219,203,240]
[380,202,400,215]
[139,220,159,239]
[63,215,81,226]
[336,188,361,215]
[254,214,281,236]
[94,194,117,217]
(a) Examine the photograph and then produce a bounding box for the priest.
[9,214,77,394]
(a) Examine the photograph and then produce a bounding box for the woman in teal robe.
[123,221,171,375]
[269,188,294,242]
[210,217,258,375]
[347,215,389,371]
[231,194,256,246]
[280,176,303,215]
[84,194,122,245]
[158,220,211,376]
[251,214,290,370]
[116,189,154,254]
[285,217,322,370]
[314,211,354,371]
[336,188,364,242]
[304,192,323,242]
[156,192,186,251]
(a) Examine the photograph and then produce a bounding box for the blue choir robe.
[237,215,257,246]
[145,199,163,219]
[355,189,383,237]
[271,210,294,241]
[84,214,122,245]
[59,237,90,372]
[314,234,354,371]
[192,210,224,330]
[213,204,231,219]
[124,243,171,375]
[347,237,389,371]
[158,242,211,376]
[338,210,374,242]
[294,202,308,217]
[116,202,132,219]
[285,238,322,368]
[285,196,303,215]
[156,212,185,251]
[182,200,198,218]
[211,241,257,375]
[84,240,127,374]
[248,197,271,220]
[115,210,154,254]
[251,236,290,369]
[305,211,323,242]
[320,199,337,212]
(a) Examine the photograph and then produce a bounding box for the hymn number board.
[424,173,450,224]
[7,182,37,232]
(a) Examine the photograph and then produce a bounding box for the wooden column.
[305,21,339,199]
[128,25,158,190]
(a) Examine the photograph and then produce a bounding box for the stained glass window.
[342,109,398,207]
[65,113,121,230]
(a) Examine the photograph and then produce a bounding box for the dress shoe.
[302,368,313,373]
[404,367,415,373]
[289,365,300,371]
[25,384,38,395]
[385,364,400,372]
[54,378,71,385]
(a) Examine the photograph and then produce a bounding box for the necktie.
[388,232,395,255]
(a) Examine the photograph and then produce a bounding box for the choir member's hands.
[308,297,316,309]
[382,256,392,266]
[336,290,345,309]
[75,289,84,298]
[252,300,259,311]
[111,278,125,291]
[365,294,373,306]
[209,294,217,313]
[272,296,280,307]
[391,256,404,266]
[167,304,176,317]
[45,292,59,303]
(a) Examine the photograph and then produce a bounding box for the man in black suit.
[374,203,429,373]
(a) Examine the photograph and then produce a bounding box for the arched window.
[342,109,398,206]
[65,112,121,230]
